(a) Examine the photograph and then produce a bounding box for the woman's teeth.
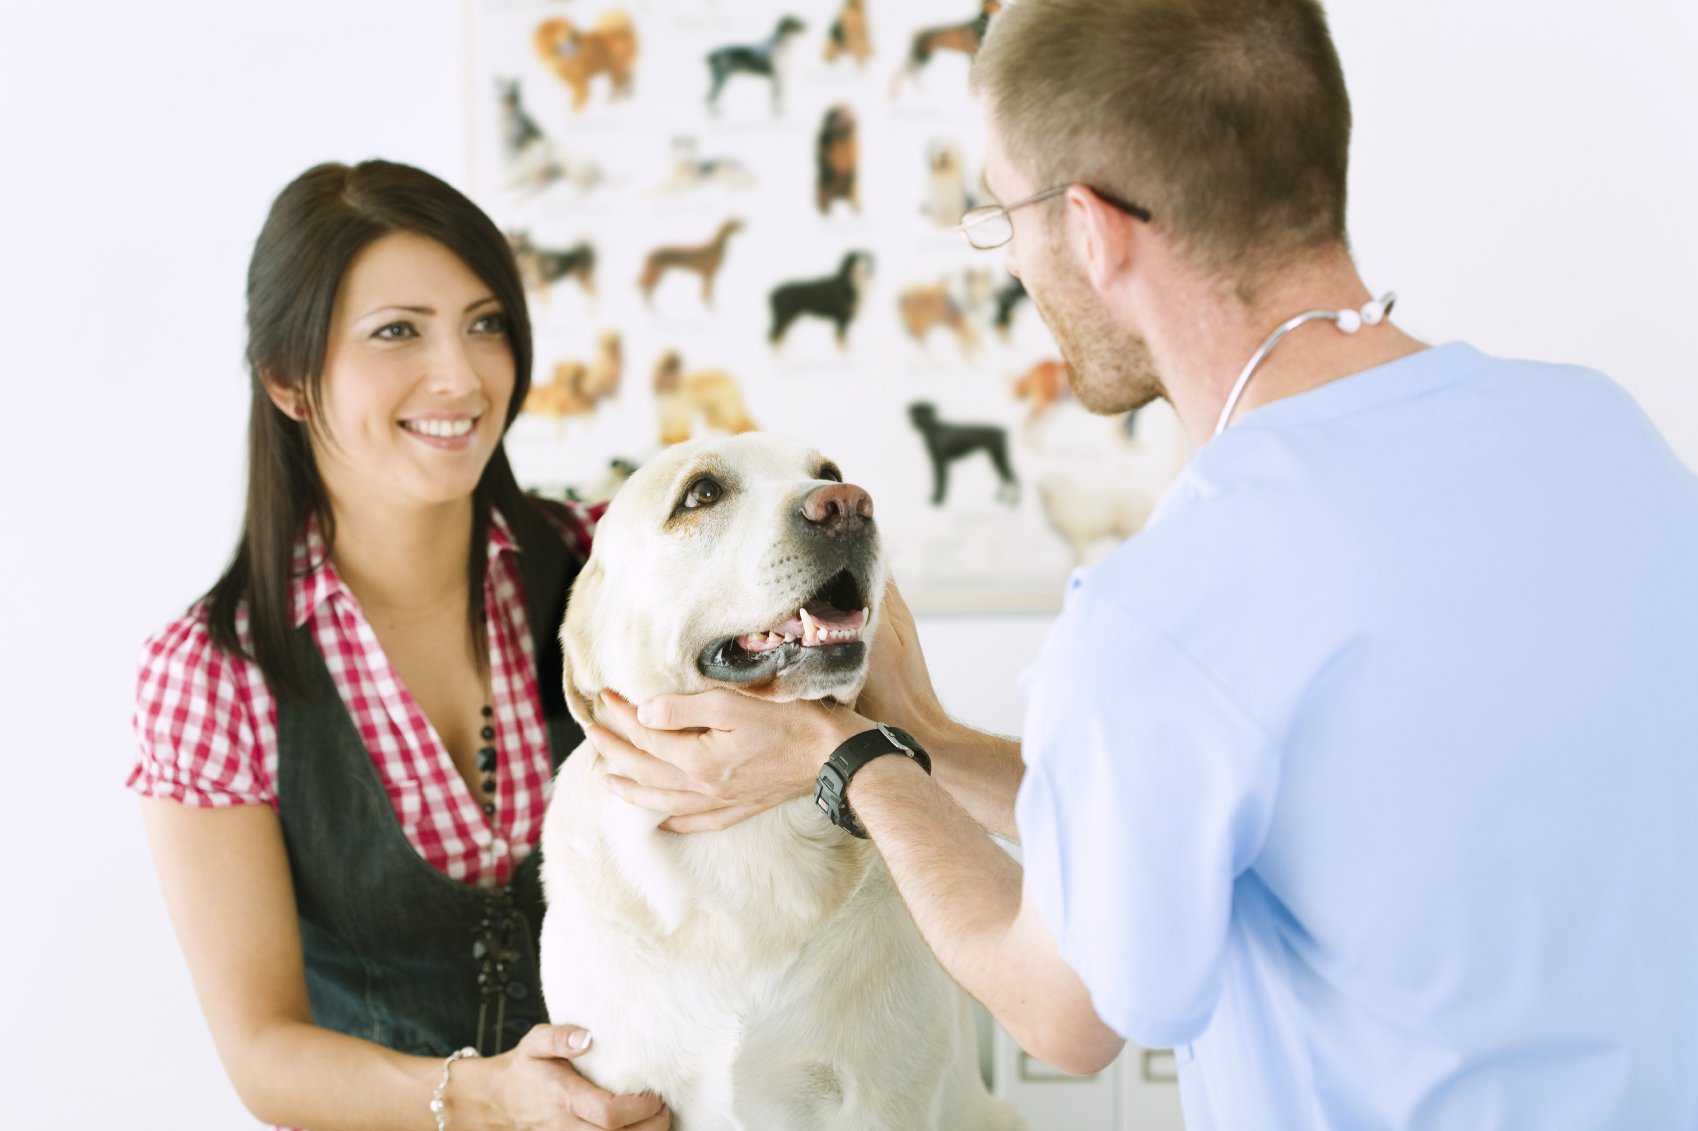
[403,418,476,438]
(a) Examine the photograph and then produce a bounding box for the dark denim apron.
[276,504,583,1057]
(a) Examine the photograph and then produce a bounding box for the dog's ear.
[559,555,607,732]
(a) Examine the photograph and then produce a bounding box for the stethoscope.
[1212,291,1397,437]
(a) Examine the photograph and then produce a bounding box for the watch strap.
[813,723,932,838]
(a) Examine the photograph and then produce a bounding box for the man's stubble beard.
[1028,236,1167,416]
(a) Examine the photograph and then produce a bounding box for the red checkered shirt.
[129,501,599,889]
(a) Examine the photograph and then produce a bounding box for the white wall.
[4,2,1693,1126]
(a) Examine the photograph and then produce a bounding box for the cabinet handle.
[1141,1048,1178,1082]
[1017,1051,1102,1082]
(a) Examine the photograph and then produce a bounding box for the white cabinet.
[987,1021,1184,1131]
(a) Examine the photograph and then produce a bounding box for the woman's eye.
[683,477,723,509]
[472,312,508,335]
[374,321,416,341]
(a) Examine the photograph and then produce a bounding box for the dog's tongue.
[738,605,868,652]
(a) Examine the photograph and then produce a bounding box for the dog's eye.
[682,476,723,510]
[818,463,843,483]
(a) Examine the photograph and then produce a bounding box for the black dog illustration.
[993,276,1028,340]
[908,402,1019,507]
[768,251,874,350]
[707,15,807,116]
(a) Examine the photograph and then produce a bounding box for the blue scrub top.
[1017,343,1698,1129]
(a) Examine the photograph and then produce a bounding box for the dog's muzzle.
[697,484,880,686]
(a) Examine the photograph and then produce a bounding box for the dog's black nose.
[802,482,874,527]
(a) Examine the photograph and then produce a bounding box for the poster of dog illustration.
[466,0,1187,610]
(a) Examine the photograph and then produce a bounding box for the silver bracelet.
[429,1046,481,1131]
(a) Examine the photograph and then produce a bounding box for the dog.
[707,15,807,117]
[655,137,757,195]
[815,104,859,215]
[638,219,744,310]
[498,82,606,195]
[907,401,1020,506]
[652,350,759,445]
[822,0,872,68]
[522,331,622,425]
[891,1,1001,96]
[535,11,639,112]
[898,276,981,357]
[992,276,1029,341]
[1038,474,1157,566]
[509,233,597,305]
[540,433,1026,1131]
[921,139,976,228]
[1011,358,1069,424]
[769,251,874,350]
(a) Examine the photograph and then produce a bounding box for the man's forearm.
[915,718,1024,841]
[846,755,1124,1074]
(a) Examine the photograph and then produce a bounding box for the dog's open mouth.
[699,569,870,681]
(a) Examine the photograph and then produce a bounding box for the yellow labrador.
[540,433,1023,1130]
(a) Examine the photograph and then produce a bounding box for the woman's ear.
[261,372,308,421]
[559,557,606,732]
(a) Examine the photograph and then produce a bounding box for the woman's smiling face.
[299,230,516,515]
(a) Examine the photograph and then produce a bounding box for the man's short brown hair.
[972,0,1352,284]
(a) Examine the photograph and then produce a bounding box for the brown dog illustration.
[535,11,639,112]
[892,1,1000,95]
[899,278,979,356]
[823,0,872,67]
[653,351,759,445]
[816,104,859,215]
[638,219,744,309]
[1011,358,1070,423]
[524,331,623,426]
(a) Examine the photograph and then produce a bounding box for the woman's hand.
[588,690,868,833]
[461,1023,670,1130]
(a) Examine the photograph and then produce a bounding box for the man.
[589,0,1698,1126]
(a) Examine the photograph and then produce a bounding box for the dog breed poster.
[466,0,1186,610]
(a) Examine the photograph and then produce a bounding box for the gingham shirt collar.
[289,509,521,629]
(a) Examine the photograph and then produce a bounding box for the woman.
[130,160,669,1131]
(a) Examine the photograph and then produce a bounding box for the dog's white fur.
[540,433,1023,1130]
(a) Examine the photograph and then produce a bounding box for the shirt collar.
[289,507,521,629]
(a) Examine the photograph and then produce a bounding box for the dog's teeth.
[782,633,796,643]
[861,606,869,624]
[766,631,782,645]
[799,608,817,642]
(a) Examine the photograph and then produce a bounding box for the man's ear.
[1068,185,1138,295]
[559,556,606,732]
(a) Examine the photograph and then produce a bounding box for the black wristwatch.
[813,723,933,838]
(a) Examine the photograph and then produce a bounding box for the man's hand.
[855,580,952,747]
[587,690,869,832]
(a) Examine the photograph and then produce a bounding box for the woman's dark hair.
[204,159,537,700]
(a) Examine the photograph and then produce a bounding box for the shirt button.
[505,981,530,1001]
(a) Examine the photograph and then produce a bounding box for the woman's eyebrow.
[359,296,500,320]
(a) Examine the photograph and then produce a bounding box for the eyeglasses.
[956,184,1154,250]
